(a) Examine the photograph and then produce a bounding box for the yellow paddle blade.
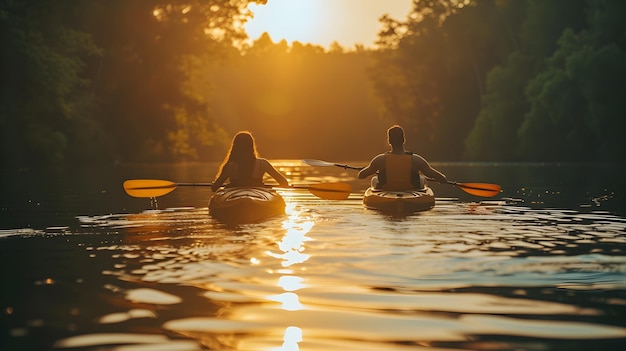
[123,179,178,198]
[455,182,501,197]
[305,182,352,200]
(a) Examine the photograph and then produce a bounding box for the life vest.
[379,153,420,190]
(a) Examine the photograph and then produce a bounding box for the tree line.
[2,0,624,169]
[374,0,625,162]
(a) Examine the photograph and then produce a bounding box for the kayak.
[363,186,435,214]
[209,187,286,223]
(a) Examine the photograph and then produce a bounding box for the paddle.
[426,179,501,197]
[303,159,364,171]
[122,179,352,200]
[302,159,501,197]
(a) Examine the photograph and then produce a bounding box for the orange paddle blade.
[455,182,501,197]
[123,179,177,198]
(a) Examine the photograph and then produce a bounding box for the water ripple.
[45,198,626,349]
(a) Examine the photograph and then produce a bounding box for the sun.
[245,0,330,46]
[244,1,415,49]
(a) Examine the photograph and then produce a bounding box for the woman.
[211,131,289,192]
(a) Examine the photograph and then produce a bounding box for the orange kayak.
[363,187,435,214]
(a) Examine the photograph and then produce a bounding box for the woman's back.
[225,158,264,187]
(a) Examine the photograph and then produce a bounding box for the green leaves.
[467,0,626,162]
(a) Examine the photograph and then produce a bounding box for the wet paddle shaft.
[123,179,352,200]
[302,159,501,197]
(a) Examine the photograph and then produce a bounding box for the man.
[358,125,447,190]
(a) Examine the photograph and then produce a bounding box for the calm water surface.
[1,161,626,350]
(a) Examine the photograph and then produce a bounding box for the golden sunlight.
[245,0,413,48]
[246,0,327,45]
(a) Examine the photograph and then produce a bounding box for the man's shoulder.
[410,153,428,163]
[372,154,386,161]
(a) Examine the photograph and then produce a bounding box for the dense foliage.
[1,0,264,166]
[375,0,625,162]
[462,0,626,161]
[1,0,625,168]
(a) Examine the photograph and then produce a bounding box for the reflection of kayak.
[209,187,286,223]
[363,187,435,213]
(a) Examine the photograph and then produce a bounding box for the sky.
[244,0,413,48]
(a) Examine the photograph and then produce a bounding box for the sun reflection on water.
[267,292,303,311]
[263,205,315,268]
[264,202,314,348]
[278,275,306,291]
[272,326,303,351]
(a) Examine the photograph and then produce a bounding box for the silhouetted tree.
[1,0,101,166]
[1,0,264,166]
[82,0,264,162]
[203,34,390,160]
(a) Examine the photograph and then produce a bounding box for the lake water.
[1,161,626,350]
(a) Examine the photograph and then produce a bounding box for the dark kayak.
[209,187,286,223]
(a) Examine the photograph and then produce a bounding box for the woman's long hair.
[217,131,258,180]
